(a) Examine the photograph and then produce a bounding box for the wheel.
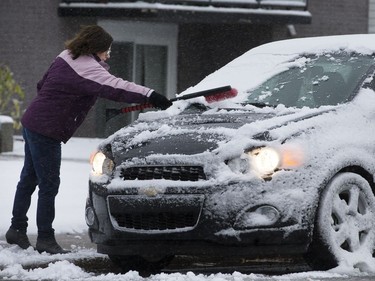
[307,172,375,271]
[108,255,174,275]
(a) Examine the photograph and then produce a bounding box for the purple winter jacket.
[21,50,153,143]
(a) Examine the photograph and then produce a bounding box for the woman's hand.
[148,91,173,110]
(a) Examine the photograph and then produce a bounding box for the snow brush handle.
[105,86,237,122]
[119,103,154,113]
[123,86,236,111]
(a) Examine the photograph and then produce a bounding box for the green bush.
[0,65,25,129]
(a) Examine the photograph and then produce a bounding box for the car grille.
[108,195,204,232]
[114,212,197,230]
[121,166,206,181]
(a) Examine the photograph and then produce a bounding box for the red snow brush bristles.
[106,85,238,122]
[204,87,238,103]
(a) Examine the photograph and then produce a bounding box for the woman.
[6,25,172,254]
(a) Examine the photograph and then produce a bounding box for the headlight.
[228,145,304,178]
[249,147,280,176]
[90,151,114,176]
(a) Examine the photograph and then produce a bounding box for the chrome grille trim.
[121,166,206,181]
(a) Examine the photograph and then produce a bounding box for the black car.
[87,34,375,273]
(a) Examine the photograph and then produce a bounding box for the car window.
[246,53,374,108]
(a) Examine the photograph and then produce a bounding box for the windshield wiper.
[183,103,209,113]
[242,102,274,108]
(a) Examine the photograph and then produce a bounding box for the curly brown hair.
[65,25,113,60]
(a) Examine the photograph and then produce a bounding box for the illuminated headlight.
[228,145,304,178]
[249,147,280,176]
[90,151,114,176]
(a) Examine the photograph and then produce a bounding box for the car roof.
[183,34,375,99]
[248,34,375,56]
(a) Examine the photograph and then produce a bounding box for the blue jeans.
[11,128,61,238]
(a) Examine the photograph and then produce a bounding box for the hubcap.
[318,173,375,270]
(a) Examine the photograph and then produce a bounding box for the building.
[0,0,369,138]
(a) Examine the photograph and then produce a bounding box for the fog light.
[85,207,95,226]
[234,205,280,229]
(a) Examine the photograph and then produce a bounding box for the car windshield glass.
[245,53,374,108]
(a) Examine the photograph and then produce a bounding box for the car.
[87,34,375,273]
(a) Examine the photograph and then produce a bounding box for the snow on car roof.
[183,34,375,96]
[244,34,375,55]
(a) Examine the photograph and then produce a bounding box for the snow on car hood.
[100,87,375,193]
[104,103,334,163]
[108,109,274,157]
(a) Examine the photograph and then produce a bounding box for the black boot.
[5,227,32,249]
[36,237,70,254]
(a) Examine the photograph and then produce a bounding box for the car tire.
[108,254,174,274]
[306,172,375,271]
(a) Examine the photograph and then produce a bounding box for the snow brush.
[105,85,238,122]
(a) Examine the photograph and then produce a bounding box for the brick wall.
[295,0,368,37]
[0,0,95,136]
[1,0,63,104]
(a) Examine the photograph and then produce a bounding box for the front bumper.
[86,177,315,258]
[93,230,308,258]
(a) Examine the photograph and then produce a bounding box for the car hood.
[106,107,333,162]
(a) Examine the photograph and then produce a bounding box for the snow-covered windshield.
[245,53,374,108]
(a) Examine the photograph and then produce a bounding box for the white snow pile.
[0,242,103,281]
[0,241,373,281]
[0,242,362,281]
[0,115,13,124]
